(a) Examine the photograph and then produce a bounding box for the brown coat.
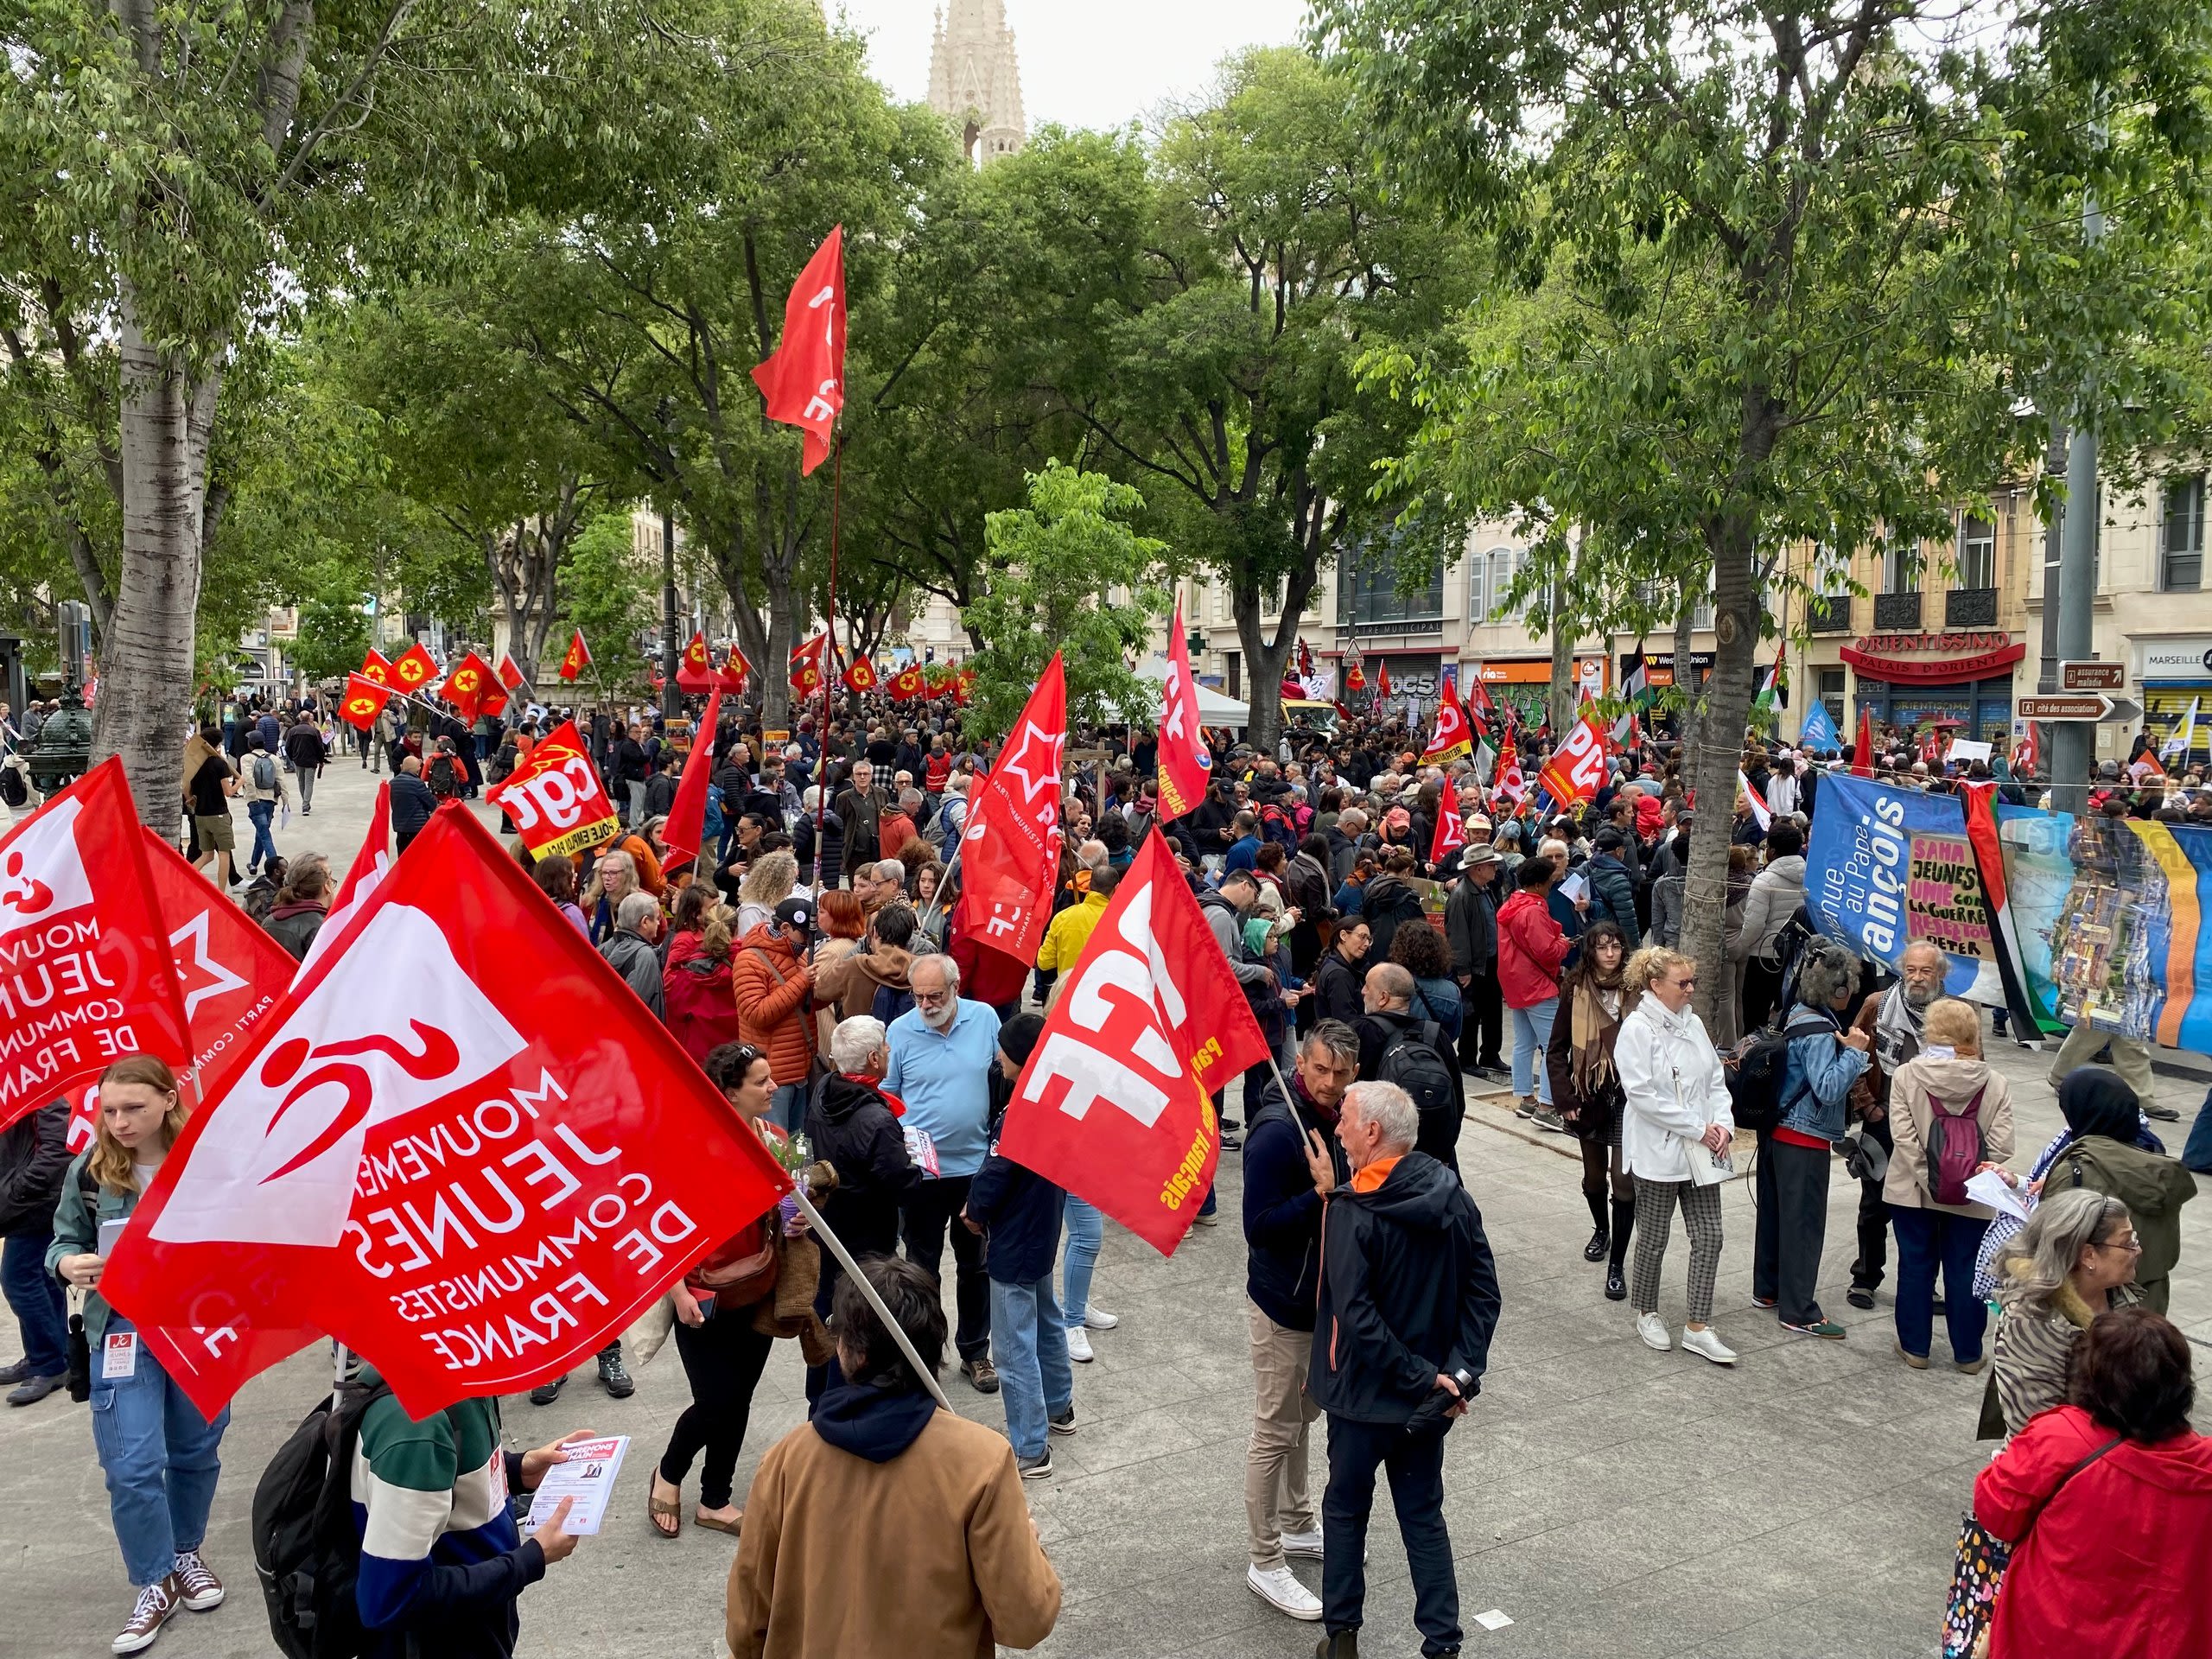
[726,1408,1061,1659]
[1882,1053,2015,1217]
[812,939,913,1023]
[1846,992,1888,1122]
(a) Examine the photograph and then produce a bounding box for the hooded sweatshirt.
[803,1073,919,1259]
[1883,1051,2015,1217]
[1307,1151,1500,1425]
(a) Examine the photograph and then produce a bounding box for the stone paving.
[2,759,2206,1659]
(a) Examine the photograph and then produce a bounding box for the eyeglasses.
[2096,1235,2144,1255]
[1672,976,1697,989]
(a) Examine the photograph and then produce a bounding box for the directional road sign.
[2018,694,2140,722]
[2060,660,2127,691]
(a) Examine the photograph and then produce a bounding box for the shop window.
[2164,475,2204,592]
[1958,515,1995,590]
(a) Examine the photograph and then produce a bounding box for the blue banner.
[1797,702,1840,753]
[1804,774,1996,1000]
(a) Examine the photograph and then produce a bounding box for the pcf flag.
[1154,601,1213,823]
[101,804,792,1419]
[1429,797,1465,868]
[0,758,193,1132]
[486,721,621,859]
[558,630,591,682]
[954,657,1067,963]
[995,831,1270,1254]
[750,226,846,476]
[1535,712,1608,810]
[663,690,722,864]
[137,828,291,1102]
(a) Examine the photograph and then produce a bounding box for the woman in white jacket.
[1616,946,1739,1365]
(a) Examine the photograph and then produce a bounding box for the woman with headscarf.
[2031,1071,2196,1313]
[1545,921,1637,1298]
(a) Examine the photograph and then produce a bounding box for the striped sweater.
[350,1370,543,1658]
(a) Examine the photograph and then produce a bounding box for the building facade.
[928,0,1026,165]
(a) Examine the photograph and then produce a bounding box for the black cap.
[774,895,815,931]
[998,1011,1046,1070]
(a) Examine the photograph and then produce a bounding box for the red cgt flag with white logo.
[995,830,1272,1255]
[1154,601,1213,823]
[486,720,620,860]
[101,804,792,1420]
[0,758,193,1133]
[954,655,1067,964]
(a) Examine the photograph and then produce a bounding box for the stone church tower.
[928,0,1026,164]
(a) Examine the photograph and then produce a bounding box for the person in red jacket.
[1974,1306,2212,1659]
[1497,855,1571,1128]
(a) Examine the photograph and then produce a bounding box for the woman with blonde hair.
[1614,946,1738,1365]
[48,1056,232,1652]
[735,849,799,938]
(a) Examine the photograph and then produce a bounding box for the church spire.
[927,0,1026,164]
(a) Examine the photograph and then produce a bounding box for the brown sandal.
[647,1471,682,1538]
[694,1507,743,1535]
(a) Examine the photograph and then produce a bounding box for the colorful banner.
[1803,773,1999,1001]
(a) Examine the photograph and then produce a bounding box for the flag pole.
[788,1186,952,1413]
[811,433,842,891]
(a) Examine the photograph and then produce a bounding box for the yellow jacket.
[1036,890,1109,972]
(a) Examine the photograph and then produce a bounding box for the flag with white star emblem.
[955,655,1067,964]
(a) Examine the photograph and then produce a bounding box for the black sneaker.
[1219,1131,1243,1150]
[1018,1450,1052,1479]
[1048,1407,1076,1435]
[598,1351,635,1399]
[529,1374,569,1406]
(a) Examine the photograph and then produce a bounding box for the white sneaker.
[1066,1326,1094,1363]
[1636,1312,1673,1351]
[1681,1325,1738,1365]
[1084,1306,1120,1331]
[1281,1527,1323,1560]
[1247,1562,1323,1621]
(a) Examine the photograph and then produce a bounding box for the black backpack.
[1377,1020,1458,1137]
[252,1372,391,1659]
[0,763,24,808]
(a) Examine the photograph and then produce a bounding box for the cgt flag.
[486,721,620,859]
[954,656,1067,964]
[1421,681,1476,766]
[751,226,847,476]
[1154,601,1213,823]
[338,673,392,733]
[995,830,1271,1255]
[100,804,792,1420]
[0,759,193,1132]
[558,630,591,682]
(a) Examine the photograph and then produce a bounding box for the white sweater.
[1617,995,1736,1183]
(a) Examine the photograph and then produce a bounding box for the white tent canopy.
[1135,657,1250,726]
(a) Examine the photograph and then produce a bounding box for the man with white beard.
[1844,940,1945,1310]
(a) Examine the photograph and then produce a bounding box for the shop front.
[1471,655,1608,725]
[1618,651,1713,690]
[2137,636,2212,766]
[1840,630,2027,743]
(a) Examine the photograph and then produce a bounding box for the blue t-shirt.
[883,999,1002,1179]
[1224,835,1262,874]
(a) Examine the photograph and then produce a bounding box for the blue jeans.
[988,1275,1072,1461]
[1060,1197,1103,1327]
[88,1320,231,1586]
[246,798,277,871]
[2185,1084,2212,1173]
[771,1083,809,1135]
[1322,1415,1460,1654]
[1889,1205,1990,1363]
[2,1230,66,1376]
[1510,995,1559,1104]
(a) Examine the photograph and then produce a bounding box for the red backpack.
[1924,1085,1986,1206]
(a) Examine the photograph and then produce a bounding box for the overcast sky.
[832,0,1315,131]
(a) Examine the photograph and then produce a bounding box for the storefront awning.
[1840,639,2025,682]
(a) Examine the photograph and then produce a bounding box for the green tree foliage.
[290,598,373,686]
[962,462,1170,738]
[559,512,655,697]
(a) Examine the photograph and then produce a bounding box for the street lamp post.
[658,397,680,721]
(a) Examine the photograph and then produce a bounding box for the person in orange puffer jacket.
[731,895,819,1133]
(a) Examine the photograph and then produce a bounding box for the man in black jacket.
[389,755,438,852]
[1444,847,1503,1078]
[834,760,887,888]
[0,1098,71,1404]
[1354,964,1465,1173]
[1310,1080,1500,1659]
[1239,1021,1358,1623]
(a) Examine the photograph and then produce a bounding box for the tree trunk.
[1681,514,1764,1029]
[93,305,219,827]
[1673,575,1700,770]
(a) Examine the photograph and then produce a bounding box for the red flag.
[1421,682,1476,765]
[359,649,394,687]
[439,652,496,720]
[750,226,847,476]
[1344,664,1366,693]
[391,642,439,694]
[1376,661,1393,699]
[0,758,194,1132]
[486,720,621,858]
[2012,721,2037,779]
[100,804,791,1420]
[478,687,510,721]
[663,690,722,864]
[1536,711,1609,810]
[842,654,878,695]
[995,831,1271,1255]
[496,652,526,690]
[338,673,392,733]
[889,664,925,702]
[1429,797,1466,868]
[789,632,828,696]
[677,631,715,693]
[1467,672,1495,724]
[954,656,1067,963]
[557,629,591,682]
[137,828,292,1103]
[1155,600,1214,823]
[302,782,394,976]
[1491,731,1527,807]
[717,645,752,694]
[1853,708,1876,778]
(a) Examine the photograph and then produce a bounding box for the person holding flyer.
[47,1057,233,1655]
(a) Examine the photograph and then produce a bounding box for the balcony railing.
[1805,594,1853,633]
[1873,591,1923,631]
[1944,587,1999,628]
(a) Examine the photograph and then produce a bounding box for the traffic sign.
[2018,694,2141,722]
[2061,660,2126,691]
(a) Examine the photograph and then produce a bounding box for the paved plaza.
[2,761,2207,1659]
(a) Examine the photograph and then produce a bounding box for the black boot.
[1315,1633,1359,1659]
[1605,1198,1635,1300]
[1582,1189,1609,1261]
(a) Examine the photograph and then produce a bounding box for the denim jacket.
[45,1148,142,1345]
[1777,1005,1868,1142]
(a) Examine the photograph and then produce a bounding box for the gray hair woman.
[1991,1188,2143,1435]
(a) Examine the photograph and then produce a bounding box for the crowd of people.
[3,673,2209,1658]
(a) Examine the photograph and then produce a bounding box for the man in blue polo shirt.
[885,952,1003,1393]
